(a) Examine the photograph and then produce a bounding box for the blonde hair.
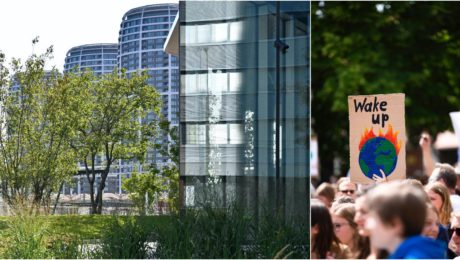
[336,177,357,190]
[426,182,452,226]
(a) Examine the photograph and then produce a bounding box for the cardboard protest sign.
[348,94,406,184]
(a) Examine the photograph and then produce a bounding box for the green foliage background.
[312,2,460,180]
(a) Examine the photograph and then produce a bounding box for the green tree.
[312,2,460,181]
[121,170,164,215]
[156,120,179,213]
[122,120,179,214]
[71,68,162,214]
[0,39,83,213]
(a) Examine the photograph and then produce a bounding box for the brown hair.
[432,163,457,190]
[426,182,452,225]
[315,183,336,203]
[402,178,424,191]
[331,203,370,259]
[311,199,347,259]
[366,181,427,238]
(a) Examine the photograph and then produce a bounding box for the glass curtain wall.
[179,1,309,217]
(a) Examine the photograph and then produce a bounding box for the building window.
[209,72,227,93]
[229,21,244,42]
[186,124,206,144]
[197,24,211,43]
[209,124,227,144]
[229,72,242,92]
[213,23,228,42]
[185,25,196,44]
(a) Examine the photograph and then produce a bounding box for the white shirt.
[451,194,460,213]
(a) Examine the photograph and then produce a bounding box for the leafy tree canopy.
[312,2,460,180]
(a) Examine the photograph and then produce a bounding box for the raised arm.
[419,132,435,177]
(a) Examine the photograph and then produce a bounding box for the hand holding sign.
[372,169,388,183]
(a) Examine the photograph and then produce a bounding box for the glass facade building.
[63,44,118,75]
[118,3,179,167]
[174,1,309,217]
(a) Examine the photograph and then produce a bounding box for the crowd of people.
[311,134,460,259]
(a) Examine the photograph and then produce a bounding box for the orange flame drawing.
[358,124,401,155]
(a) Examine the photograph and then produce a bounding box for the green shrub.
[251,209,308,258]
[92,216,152,259]
[0,208,308,259]
[2,215,49,259]
[1,215,86,259]
[46,235,84,259]
[155,205,252,259]
[155,204,309,259]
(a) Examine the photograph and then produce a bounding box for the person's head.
[331,195,355,209]
[331,203,357,246]
[450,212,460,254]
[354,195,370,237]
[336,177,358,199]
[425,182,452,225]
[422,202,440,239]
[430,163,457,192]
[402,178,425,191]
[311,199,339,258]
[353,184,377,237]
[315,183,336,208]
[365,181,427,253]
[353,188,373,258]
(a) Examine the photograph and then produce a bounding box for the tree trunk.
[96,142,113,214]
[96,170,109,214]
[52,182,64,215]
[89,180,96,214]
[95,183,101,214]
[86,155,97,214]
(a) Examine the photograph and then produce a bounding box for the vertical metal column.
[275,2,281,180]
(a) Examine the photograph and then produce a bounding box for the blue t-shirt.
[437,224,450,246]
[389,235,447,259]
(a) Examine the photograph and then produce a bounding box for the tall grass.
[154,203,309,259]
[2,215,49,258]
[0,214,84,258]
[46,235,84,259]
[154,204,252,258]
[251,209,308,258]
[0,206,308,259]
[91,216,153,259]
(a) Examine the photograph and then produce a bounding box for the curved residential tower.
[64,43,118,75]
[118,3,179,167]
